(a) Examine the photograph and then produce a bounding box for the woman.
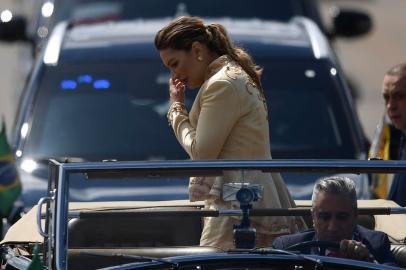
[155,16,304,249]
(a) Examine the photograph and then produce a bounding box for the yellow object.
[369,115,391,198]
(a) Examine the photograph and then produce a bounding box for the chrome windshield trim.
[59,159,406,175]
[43,21,68,65]
[55,164,69,270]
[293,17,329,59]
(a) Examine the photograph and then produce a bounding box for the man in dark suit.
[272,176,396,265]
[382,63,406,206]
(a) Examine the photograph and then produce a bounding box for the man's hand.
[339,240,373,261]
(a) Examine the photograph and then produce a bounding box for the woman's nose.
[171,71,179,80]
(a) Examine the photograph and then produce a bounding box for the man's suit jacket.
[272,225,396,265]
[389,134,406,206]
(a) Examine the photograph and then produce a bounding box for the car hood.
[16,167,48,211]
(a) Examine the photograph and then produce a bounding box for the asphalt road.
[0,0,405,142]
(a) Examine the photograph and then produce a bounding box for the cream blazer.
[168,55,304,248]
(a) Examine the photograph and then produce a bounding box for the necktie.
[326,250,341,257]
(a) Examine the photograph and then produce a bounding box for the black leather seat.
[68,207,203,248]
[67,206,223,269]
[68,246,223,270]
[357,214,375,230]
[391,244,406,267]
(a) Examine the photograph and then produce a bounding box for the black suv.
[12,17,370,213]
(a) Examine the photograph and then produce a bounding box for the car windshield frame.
[45,159,406,270]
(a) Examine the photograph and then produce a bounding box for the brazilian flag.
[26,244,45,270]
[0,117,21,218]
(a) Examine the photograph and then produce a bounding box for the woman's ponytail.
[206,23,264,92]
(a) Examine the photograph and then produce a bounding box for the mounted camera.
[223,183,263,203]
[223,182,263,249]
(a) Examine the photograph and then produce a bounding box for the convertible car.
[1,159,406,270]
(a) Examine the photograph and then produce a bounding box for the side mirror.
[0,12,28,42]
[331,8,373,38]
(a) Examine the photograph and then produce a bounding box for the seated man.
[272,176,396,265]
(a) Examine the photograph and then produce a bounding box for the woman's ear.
[191,41,203,61]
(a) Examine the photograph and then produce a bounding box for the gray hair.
[311,176,357,211]
[386,62,406,77]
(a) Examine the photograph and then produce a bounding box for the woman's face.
[159,46,206,89]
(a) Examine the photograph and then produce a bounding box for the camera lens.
[236,187,254,204]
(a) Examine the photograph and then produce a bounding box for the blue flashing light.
[93,79,110,89]
[78,75,93,84]
[61,80,77,90]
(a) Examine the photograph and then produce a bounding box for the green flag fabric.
[0,117,22,217]
[26,244,45,270]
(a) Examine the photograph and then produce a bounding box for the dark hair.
[311,176,357,211]
[386,62,406,77]
[155,16,264,91]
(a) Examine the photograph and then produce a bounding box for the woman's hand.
[169,78,186,104]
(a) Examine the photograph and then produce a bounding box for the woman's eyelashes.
[170,61,178,69]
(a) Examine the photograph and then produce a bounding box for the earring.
[198,56,203,61]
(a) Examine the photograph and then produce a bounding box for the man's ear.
[310,208,316,226]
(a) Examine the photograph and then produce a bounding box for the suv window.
[21,59,359,162]
[262,60,360,159]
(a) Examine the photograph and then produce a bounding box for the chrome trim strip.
[43,22,68,65]
[219,210,243,216]
[293,17,329,59]
[55,164,68,270]
[36,196,52,237]
[59,159,406,174]
[390,208,406,214]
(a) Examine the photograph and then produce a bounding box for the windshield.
[20,59,360,162]
[18,57,370,201]
[23,61,187,161]
[54,0,304,23]
[261,60,360,159]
